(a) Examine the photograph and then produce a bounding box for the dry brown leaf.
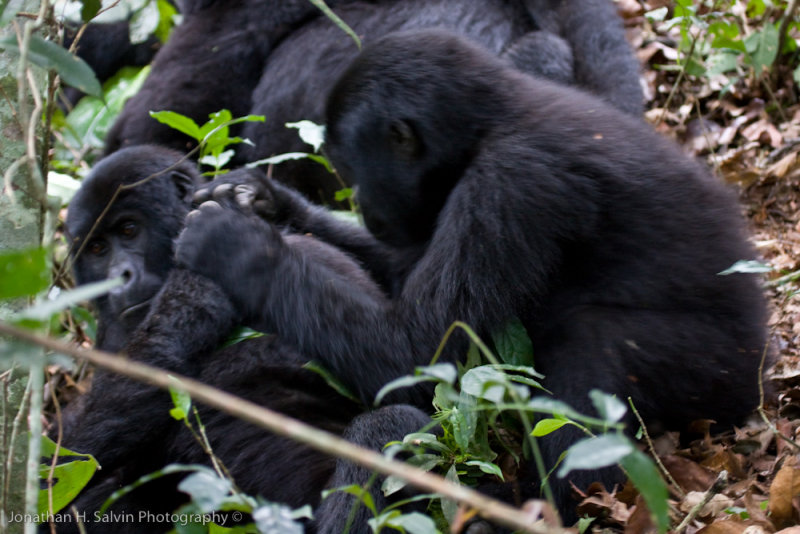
[663,454,718,492]
[768,456,800,527]
[679,492,735,519]
[702,450,746,479]
[624,495,657,534]
[775,527,800,534]
[697,519,756,534]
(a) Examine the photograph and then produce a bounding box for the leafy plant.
[149,109,265,174]
[373,321,670,532]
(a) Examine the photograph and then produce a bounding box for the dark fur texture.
[104,0,641,202]
[185,30,768,520]
[57,147,425,533]
[61,19,160,106]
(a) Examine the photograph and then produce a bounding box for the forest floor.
[575,3,800,533]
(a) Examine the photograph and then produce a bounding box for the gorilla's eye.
[119,221,138,238]
[87,240,106,256]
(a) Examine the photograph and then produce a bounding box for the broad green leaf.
[527,397,584,420]
[178,471,232,513]
[334,188,354,202]
[620,450,669,533]
[492,317,534,366]
[252,503,304,534]
[129,0,161,44]
[0,247,49,300]
[0,34,101,98]
[745,23,779,74]
[384,511,440,534]
[440,464,459,523]
[80,0,101,22]
[286,120,326,152]
[532,418,569,437]
[461,366,528,403]
[39,435,98,516]
[558,434,633,477]
[589,390,627,424]
[150,110,202,140]
[465,460,504,480]
[421,362,458,383]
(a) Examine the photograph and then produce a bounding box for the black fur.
[57,147,425,533]
[104,0,641,202]
[61,20,160,106]
[185,30,768,521]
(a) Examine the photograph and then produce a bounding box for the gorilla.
[55,146,429,534]
[104,0,642,202]
[185,30,768,520]
[61,19,160,107]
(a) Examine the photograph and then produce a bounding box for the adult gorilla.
[185,30,768,520]
[105,0,642,202]
[55,146,427,533]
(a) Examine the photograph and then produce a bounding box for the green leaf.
[620,450,669,533]
[461,366,528,403]
[465,460,504,480]
[384,511,440,534]
[80,0,101,22]
[178,471,232,513]
[286,120,326,152]
[252,503,305,534]
[334,188,354,202]
[440,464,459,523]
[492,317,535,366]
[169,378,192,421]
[150,110,202,141]
[589,390,627,424]
[100,464,216,514]
[745,23,779,74]
[322,484,376,515]
[532,417,570,437]
[718,259,773,275]
[220,326,266,348]
[303,360,360,404]
[18,277,123,322]
[0,34,101,98]
[558,434,633,477]
[0,247,49,300]
[39,435,99,516]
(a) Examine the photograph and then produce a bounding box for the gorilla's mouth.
[119,299,153,320]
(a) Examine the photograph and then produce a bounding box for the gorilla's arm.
[195,173,404,293]
[62,270,238,470]
[178,156,581,408]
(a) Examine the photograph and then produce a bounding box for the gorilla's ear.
[388,119,420,160]
[171,170,196,205]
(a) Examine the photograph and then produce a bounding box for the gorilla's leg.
[314,405,432,534]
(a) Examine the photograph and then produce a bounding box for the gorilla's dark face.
[74,204,169,332]
[66,145,197,350]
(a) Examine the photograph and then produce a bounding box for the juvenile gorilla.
[105,0,642,202]
[186,30,768,520]
[57,146,427,534]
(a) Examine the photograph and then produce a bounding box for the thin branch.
[673,470,728,534]
[774,0,800,71]
[0,321,569,534]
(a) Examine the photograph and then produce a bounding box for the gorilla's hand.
[175,200,284,323]
[193,169,311,228]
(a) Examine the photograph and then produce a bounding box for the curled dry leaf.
[768,456,800,528]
